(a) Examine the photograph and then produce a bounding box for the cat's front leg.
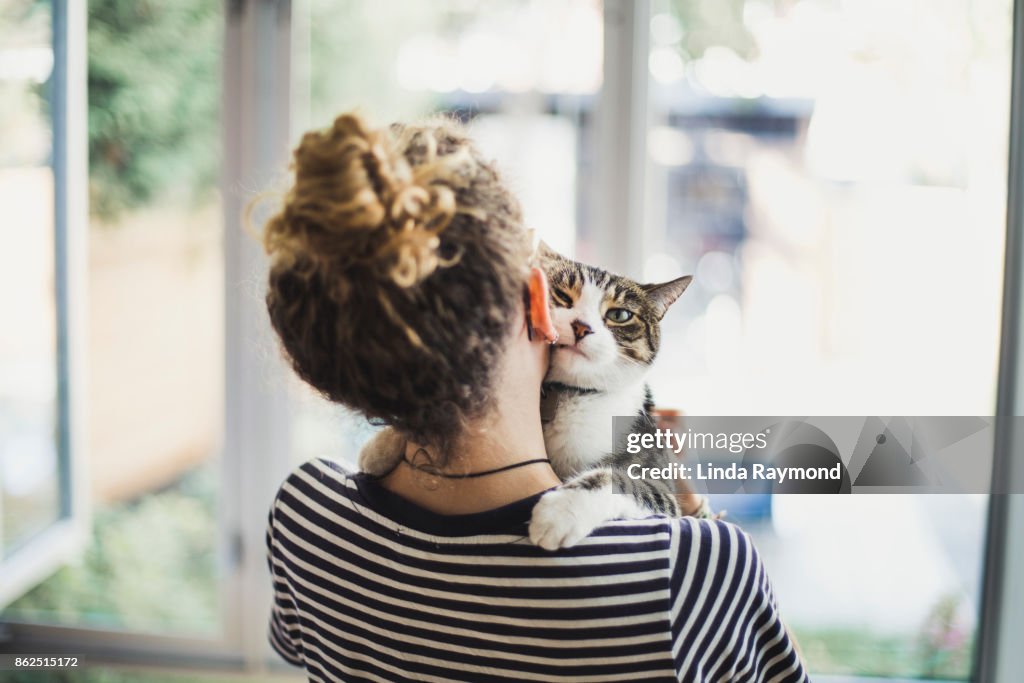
[358,427,405,477]
[529,467,676,550]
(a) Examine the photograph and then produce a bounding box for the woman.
[262,112,809,682]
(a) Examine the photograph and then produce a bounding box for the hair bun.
[263,111,528,448]
[263,112,459,292]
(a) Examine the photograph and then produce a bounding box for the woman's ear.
[527,267,559,344]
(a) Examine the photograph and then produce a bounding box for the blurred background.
[0,0,1018,680]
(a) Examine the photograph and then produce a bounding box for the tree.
[87,0,220,220]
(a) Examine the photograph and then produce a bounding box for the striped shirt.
[266,458,810,682]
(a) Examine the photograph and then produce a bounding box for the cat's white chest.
[542,382,647,478]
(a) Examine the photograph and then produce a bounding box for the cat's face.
[538,244,691,390]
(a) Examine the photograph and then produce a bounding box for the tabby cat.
[526,244,691,549]
[359,244,693,549]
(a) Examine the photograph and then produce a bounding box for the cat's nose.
[571,319,593,342]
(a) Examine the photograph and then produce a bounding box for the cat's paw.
[529,488,607,551]
[358,428,404,477]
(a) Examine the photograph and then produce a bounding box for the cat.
[358,244,693,549]
[526,244,691,549]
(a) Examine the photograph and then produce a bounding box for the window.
[1,0,1021,678]
[640,0,1010,677]
[3,0,225,637]
[1,0,61,564]
[0,0,87,609]
[286,4,1013,676]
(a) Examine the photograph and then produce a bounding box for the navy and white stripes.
[266,458,809,682]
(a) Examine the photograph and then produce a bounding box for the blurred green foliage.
[87,0,220,221]
[7,465,219,635]
[300,0,437,127]
[669,0,757,61]
[793,617,973,679]
[0,0,52,166]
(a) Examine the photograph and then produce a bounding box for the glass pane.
[0,0,60,558]
[289,0,602,465]
[4,0,224,636]
[644,0,1010,677]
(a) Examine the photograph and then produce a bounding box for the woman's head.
[263,112,532,448]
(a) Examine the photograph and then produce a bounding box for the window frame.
[592,0,652,280]
[220,0,298,670]
[977,0,1024,679]
[0,0,89,610]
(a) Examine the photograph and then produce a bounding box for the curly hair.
[263,112,530,452]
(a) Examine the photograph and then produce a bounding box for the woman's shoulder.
[278,456,356,492]
[598,515,743,545]
[589,516,762,592]
[583,515,747,561]
[668,516,759,563]
[672,515,747,542]
[665,516,772,610]
[285,456,356,485]
[268,458,359,519]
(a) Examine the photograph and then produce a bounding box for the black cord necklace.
[402,448,550,479]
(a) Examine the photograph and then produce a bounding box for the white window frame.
[0,0,89,610]
[593,0,651,281]
[221,0,297,672]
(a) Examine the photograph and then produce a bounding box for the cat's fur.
[527,245,691,549]
[359,244,692,549]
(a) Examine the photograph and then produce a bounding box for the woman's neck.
[380,317,559,515]
[381,414,559,515]
[380,363,561,514]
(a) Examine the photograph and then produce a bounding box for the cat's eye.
[606,308,634,323]
[551,288,573,307]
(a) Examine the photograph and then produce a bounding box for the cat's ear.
[535,240,563,264]
[642,275,693,320]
